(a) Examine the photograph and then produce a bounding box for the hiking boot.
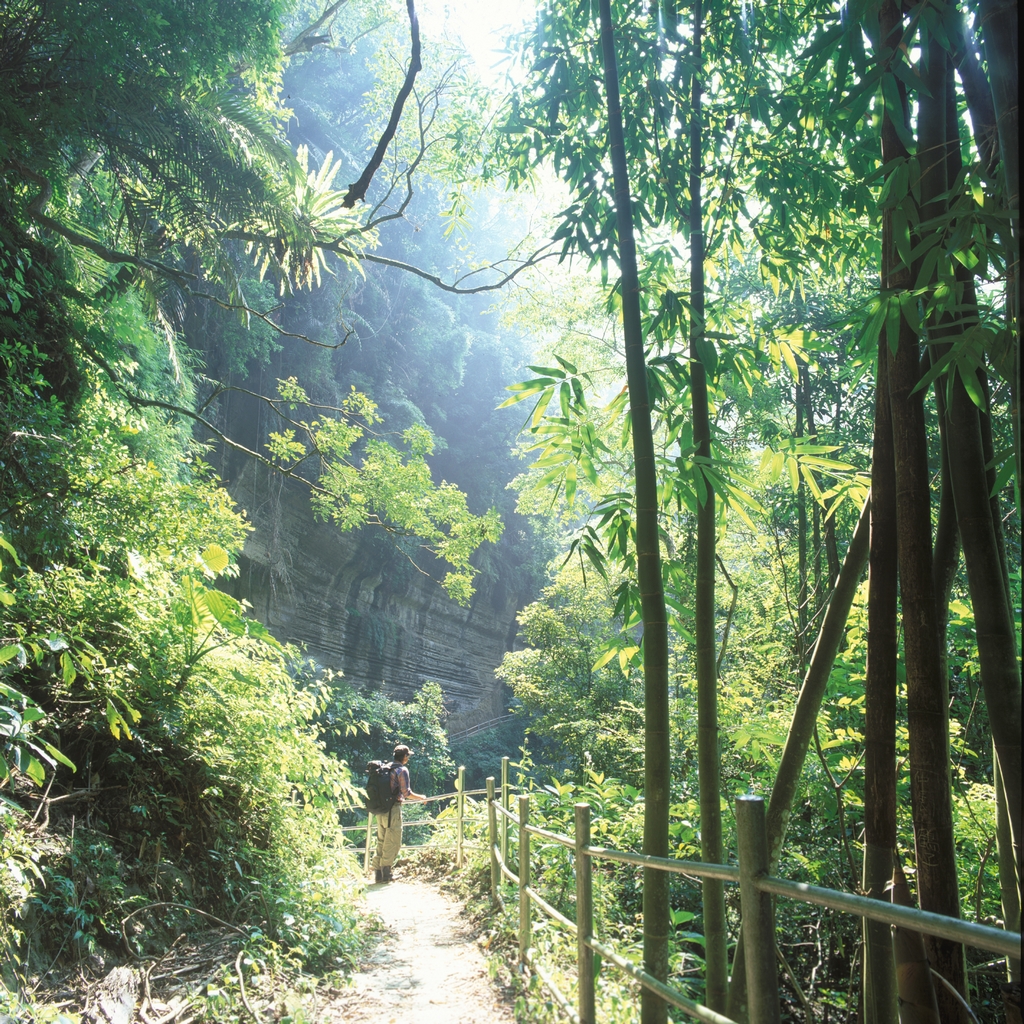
[374,868,383,883]
[382,865,392,883]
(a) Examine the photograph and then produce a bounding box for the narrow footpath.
[323,875,517,1023]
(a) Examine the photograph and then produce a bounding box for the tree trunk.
[977,0,1020,503]
[930,382,959,707]
[946,367,1023,908]
[884,29,962,1015]
[929,64,964,683]
[891,856,942,1024]
[936,18,1022,956]
[863,347,899,1024]
[994,748,1022,981]
[728,496,870,1021]
[950,4,999,174]
[597,4,671,1021]
[884,17,965,1013]
[763,496,871,866]
[688,0,728,1010]
[797,375,809,661]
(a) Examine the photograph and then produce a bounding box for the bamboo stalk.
[519,794,531,967]
[735,797,781,1024]
[595,2,672,1020]
[576,803,595,1024]
[487,776,499,904]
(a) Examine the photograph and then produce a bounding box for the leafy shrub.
[325,678,456,801]
[0,399,372,992]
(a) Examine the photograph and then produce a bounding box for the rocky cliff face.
[222,459,522,734]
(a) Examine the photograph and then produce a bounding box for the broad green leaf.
[618,646,640,675]
[892,208,912,271]
[951,246,980,270]
[21,752,45,786]
[779,341,800,381]
[559,381,571,420]
[531,388,555,428]
[106,699,124,740]
[528,364,567,379]
[957,363,984,408]
[40,739,76,771]
[787,456,800,493]
[0,644,24,665]
[200,544,231,576]
[564,463,577,507]
[203,588,243,625]
[898,290,921,335]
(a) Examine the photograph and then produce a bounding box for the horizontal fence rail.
[755,874,1019,959]
[476,770,1021,1024]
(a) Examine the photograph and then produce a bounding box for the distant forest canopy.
[0,0,1020,1022]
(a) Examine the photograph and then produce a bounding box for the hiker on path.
[372,743,426,883]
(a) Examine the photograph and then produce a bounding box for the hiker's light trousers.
[372,803,403,868]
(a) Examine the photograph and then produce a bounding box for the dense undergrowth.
[0,372,376,1019]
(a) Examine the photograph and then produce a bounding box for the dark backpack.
[364,760,399,814]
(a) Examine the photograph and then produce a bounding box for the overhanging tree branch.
[357,246,558,292]
[284,0,349,56]
[342,0,421,208]
[72,350,477,597]
[15,161,195,286]
[186,290,354,349]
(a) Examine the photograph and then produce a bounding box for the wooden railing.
[345,758,1020,1024]
[447,714,516,743]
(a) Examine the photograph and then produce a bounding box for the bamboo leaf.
[559,381,571,420]
[779,341,800,381]
[787,456,800,493]
[528,364,568,379]
[564,463,577,506]
[885,294,902,355]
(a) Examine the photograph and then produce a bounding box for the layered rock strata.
[222,462,520,734]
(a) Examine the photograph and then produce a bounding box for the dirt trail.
[322,875,516,1023]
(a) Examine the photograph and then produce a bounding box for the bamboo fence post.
[456,765,465,870]
[576,802,596,1024]
[519,793,531,966]
[487,776,499,903]
[364,812,373,873]
[501,755,510,866]
[736,795,781,1024]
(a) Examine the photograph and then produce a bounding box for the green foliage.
[0,0,373,303]
[257,379,504,604]
[325,679,455,798]
[498,559,645,786]
[0,369,371,995]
